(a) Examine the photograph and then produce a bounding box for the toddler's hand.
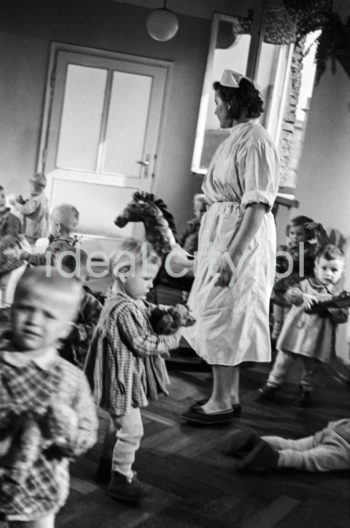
[285,287,304,306]
[302,293,318,311]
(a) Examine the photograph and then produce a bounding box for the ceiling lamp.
[146,0,179,42]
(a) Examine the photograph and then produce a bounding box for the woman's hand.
[214,252,238,288]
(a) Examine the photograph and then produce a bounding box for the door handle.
[137,155,150,177]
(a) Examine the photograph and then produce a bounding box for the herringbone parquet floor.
[57,361,350,528]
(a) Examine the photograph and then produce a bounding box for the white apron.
[183,121,279,366]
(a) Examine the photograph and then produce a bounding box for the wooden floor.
[57,361,350,528]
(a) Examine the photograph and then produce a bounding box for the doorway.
[39,45,169,245]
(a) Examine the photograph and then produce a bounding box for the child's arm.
[116,305,180,358]
[15,195,41,216]
[326,306,348,325]
[20,250,52,265]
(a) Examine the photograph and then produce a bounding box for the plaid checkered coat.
[0,347,97,521]
[84,291,179,417]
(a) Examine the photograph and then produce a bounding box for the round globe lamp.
[146,1,179,42]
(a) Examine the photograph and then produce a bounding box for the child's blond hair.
[51,204,80,233]
[110,238,160,279]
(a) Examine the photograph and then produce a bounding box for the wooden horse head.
[114,191,177,257]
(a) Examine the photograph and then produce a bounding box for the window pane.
[193,17,251,172]
[103,71,152,176]
[56,65,107,171]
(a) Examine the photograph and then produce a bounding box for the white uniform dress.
[183,121,279,366]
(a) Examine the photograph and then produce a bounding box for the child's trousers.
[263,424,350,472]
[267,349,319,391]
[7,513,55,527]
[110,407,143,479]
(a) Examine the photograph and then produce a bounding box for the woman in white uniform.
[183,70,280,425]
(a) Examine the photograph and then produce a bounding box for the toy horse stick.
[114,191,178,258]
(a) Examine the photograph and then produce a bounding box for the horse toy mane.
[114,191,178,257]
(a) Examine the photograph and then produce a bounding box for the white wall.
[291,0,350,367]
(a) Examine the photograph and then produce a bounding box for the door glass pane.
[56,64,107,171]
[103,71,152,176]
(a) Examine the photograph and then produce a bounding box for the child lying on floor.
[222,420,350,472]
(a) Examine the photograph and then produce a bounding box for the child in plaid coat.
[0,267,97,527]
[84,238,181,504]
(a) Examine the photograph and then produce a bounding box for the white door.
[40,49,168,242]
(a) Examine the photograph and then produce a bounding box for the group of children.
[0,180,349,525]
[230,214,350,473]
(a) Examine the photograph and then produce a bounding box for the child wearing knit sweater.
[222,420,350,472]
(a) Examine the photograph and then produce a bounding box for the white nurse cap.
[220,69,244,88]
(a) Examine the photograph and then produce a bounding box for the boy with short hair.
[84,238,181,503]
[14,173,49,245]
[0,267,97,527]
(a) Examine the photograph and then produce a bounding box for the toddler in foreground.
[84,238,181,503]
[0,267,97,527]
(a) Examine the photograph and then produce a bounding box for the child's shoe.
[236,439,279,472]
[295,388,312,407]
[106,471,149,503]
[221,428,259,458]
[258,383,279,399]
[95,457,112,483]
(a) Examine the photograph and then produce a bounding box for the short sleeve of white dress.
[236,130,279,210]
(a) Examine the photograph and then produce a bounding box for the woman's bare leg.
[201,365,239,413]
[230,367,240,405]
